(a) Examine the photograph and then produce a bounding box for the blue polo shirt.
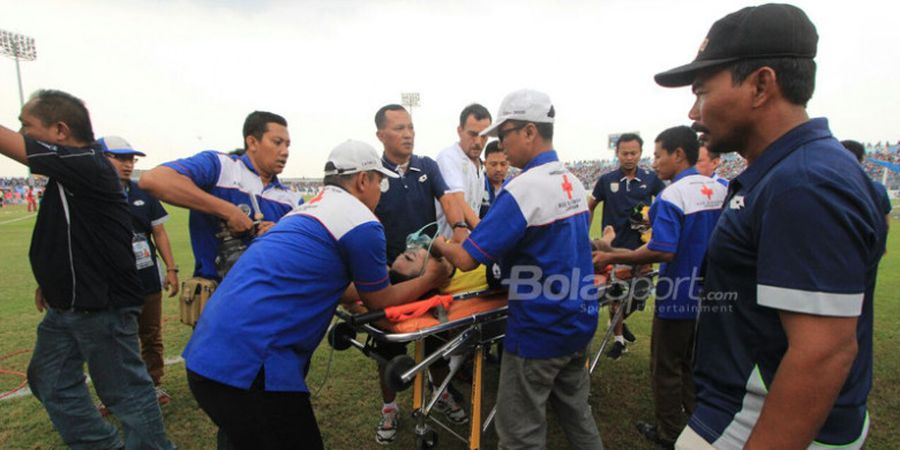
[689,119,886,448]
[124,180,169,296]
[646,167,726,320]
[591,167,664,249]
[162,151,303,279]
[183,186,390,392]
[375,154,449,262]
[872,180,892,215]
[463,150,598,359]
[479,176,506,218]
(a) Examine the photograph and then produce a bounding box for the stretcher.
[330,289,507,449]
[589,264,658,374]
[328,265,656,449]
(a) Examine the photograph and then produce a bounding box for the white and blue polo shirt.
[162,151,303,279]
[647,167,726,320]
[463,150,598,359]
[183,186,390,392]
[689,119,886,448]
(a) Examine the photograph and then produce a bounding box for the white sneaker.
[376,406,400,445]
[434,391,468,424]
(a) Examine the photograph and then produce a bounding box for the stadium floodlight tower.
[401,92,420,118]
[0,29,37,108]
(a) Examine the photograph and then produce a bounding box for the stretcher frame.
[330,267,656,449]
[332,293,507,449]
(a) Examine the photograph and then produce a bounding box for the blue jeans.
[27,306,175,450]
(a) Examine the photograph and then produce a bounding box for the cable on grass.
[0,348,32,400]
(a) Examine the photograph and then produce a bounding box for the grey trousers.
[495,348,604,450]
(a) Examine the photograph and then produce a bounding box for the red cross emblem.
[562,175,573,200]
[308,190,325,204]
[700,184,713,200]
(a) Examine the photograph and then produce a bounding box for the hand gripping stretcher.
[327,265,656,449]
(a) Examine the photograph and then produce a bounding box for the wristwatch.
[167,265,179,273]
[452,221,468,229]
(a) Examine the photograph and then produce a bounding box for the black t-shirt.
[25,138,143,310]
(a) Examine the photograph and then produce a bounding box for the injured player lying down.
[340,245,500,427]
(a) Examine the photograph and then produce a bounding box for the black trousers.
[187,368,323,450]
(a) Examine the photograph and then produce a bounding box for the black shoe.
[635,421,675,450]
[605,341,627,360]
[634,421,675,449]
[622,323,636,343]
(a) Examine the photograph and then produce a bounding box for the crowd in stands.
[7,139,894,206]
[863,144,899,190]
[280,142,900,197]
[0,176,46,206]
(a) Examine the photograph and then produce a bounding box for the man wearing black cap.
[655,4,885,449]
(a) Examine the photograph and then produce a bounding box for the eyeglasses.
[497,124,528,143]
[106,154,137,163]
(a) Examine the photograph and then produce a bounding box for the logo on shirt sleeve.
[729,195,745,210]
[562,175,574,200]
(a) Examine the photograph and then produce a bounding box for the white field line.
[1,356,185,401]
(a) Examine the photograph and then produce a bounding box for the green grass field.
[0,203,898,449]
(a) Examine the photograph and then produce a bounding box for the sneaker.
[376,406,400,445]
[605,341,628,360]
[635,420,675,449]
[433,391,468,424]
[155,386,172,406]
[622,323,637,343]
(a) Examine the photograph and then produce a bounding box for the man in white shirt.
[435,104,492,238]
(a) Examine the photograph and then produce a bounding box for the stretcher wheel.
[327,322,355,351]
[385,355,416,392]
[416,427,438,449]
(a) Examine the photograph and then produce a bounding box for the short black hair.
[375,104,408,130]
[243,111,287,149]
[616,133,643,151]
[728,57,817,107]
[484,140,503,157]
[655,125,700,165]
[841,139,866,163]
[702,146,721,160]
[506,105,555,141]
[27,90,94,144]
[459,103,492,128]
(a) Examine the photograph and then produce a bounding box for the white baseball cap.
[97,135,147,157]
[481,89,555,137]
[324,140,399,178]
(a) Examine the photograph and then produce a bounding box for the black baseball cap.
[654,3,818,87]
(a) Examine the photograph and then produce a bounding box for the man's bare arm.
[139,166,252,234]
[431,237,479,272]
[358,257,450,310]
[0,126,27,166]
[745,311,858,450]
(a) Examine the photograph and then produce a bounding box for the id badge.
[133,233,154,270]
